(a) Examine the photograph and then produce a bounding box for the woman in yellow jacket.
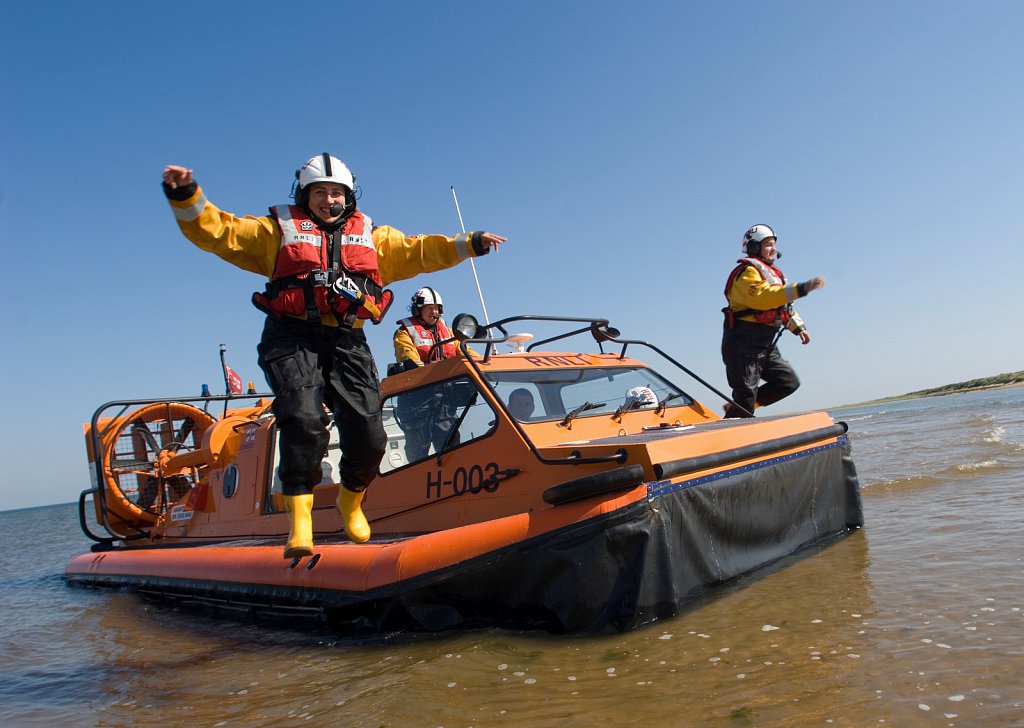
[162,154,506,557]
[722,224,824,418]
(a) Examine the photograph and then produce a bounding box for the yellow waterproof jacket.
[166,185,488,327]
[725,264,806,334]
[394,328,422,364]
[394,327,479,365]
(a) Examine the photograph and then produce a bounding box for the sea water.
[0,386,1021,727]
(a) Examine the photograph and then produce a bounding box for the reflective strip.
[341,212,374,249]
[741,257,785,286]
[276,205,297,240]
[399,316,455,360]
[454,232,471,259]
[171,192,209,222]
[276,206,321,248]
[785,285,799,303]
[341,233,374,250]
[402,318,434,349]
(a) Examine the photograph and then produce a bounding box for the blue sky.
[2,1,1021,510]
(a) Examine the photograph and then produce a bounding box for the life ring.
[99,402,217,527]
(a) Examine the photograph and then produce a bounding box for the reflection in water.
[31,534,881,727]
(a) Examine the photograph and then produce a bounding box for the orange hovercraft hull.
[66,315,862,633]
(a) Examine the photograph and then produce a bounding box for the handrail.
[85,392,272,542]
[450,313,747,420]
[423,313,754,469]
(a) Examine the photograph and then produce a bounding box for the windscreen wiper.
[558,401,602,429]
[612,400,644,422]
[655,392,685,415]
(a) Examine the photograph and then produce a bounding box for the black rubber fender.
[543,464,647,505]
[654,422,848,480]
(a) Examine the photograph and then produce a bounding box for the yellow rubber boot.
[337,487,370,543]
[283,494,315,559]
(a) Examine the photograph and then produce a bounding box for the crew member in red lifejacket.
[162,155,507,557]
[393,287,457,366]
[721,224,825,418]
[392,288,470,461]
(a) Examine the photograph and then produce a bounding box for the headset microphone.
[329,203,344,217]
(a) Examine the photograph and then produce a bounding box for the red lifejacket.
[724,257,792,327]
[251,205,393,324]
[398,316,457,362]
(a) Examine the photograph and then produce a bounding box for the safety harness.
[722,257,793,330]
[252,205,393,327]
[398,316,457,362]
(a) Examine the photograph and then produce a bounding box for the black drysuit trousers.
[721,320,800,417]
[257,316,387,496]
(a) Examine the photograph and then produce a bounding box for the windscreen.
[378,376,496,473]
[483,366,692,422]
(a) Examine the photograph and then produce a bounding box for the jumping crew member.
[162,154,506,556]
[721,224,824,418]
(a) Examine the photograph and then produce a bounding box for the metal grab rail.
[439,315,690,468]
[84,393,272,542]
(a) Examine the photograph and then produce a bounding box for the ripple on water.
[4,391,1024,726]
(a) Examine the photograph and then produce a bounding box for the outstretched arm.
[374,226,509,286]
[161,164,279,276]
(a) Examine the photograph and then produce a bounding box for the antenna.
[451,186,491,324]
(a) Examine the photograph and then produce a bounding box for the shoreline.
[834,379,1024,409]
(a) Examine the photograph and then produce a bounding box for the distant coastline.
[839,370,1024,408]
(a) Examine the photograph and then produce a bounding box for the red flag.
[224,364,243,394]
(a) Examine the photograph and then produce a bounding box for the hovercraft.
[65,315,862,634]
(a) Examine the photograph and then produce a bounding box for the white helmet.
[742,224,776,255]
[295,153,355,198]
[624,386,658,409]
[411,287,443,314]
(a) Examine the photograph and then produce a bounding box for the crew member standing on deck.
[721,224,824,418]
[393,288,474,461]
[393,287,458,368]
[162,154,507,557]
